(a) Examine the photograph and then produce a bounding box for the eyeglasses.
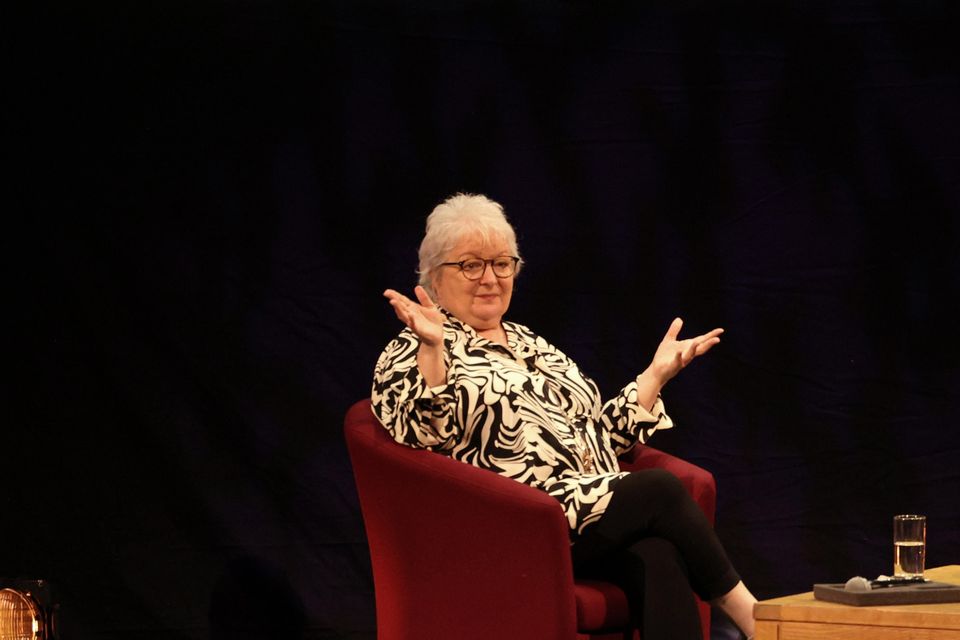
[439,256,521,280]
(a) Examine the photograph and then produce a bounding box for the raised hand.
[647,317,723,386]
[383,286,445,347]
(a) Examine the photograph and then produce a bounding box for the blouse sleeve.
[370,328,461,451]
[599,378,675,456]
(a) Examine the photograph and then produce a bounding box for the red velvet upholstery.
[344,398,716,640]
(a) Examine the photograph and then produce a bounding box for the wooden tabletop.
[755,565,960,631]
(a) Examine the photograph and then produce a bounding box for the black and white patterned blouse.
[371,311,674,539]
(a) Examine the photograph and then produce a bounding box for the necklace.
[541,375,598,474]
[573,421,597,474]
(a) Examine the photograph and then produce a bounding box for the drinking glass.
[893,514,926,578]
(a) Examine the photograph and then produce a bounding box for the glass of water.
[893,514,926,578]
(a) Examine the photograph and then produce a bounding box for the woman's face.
[432,232,514,332]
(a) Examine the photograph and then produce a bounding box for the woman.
[372,193,757,640]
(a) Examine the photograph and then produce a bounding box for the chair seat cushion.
[574,579,631,631]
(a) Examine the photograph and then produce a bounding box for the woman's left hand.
[646,317,723,386]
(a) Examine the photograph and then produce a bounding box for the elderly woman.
[372,193,757,640]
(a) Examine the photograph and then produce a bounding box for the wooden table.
[754,564,960,639]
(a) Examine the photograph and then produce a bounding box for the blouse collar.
[441,309,537,361]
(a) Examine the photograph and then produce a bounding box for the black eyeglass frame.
[438,256,522,280]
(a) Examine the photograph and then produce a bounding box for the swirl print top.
[371,311,674,540]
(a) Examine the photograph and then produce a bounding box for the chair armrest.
[618,445,716,524]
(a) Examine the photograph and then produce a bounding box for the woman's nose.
[479,262,499,284]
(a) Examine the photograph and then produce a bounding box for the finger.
[388,294,420,322]
[386,292,409,310]
[384,289,412,306]
[664,317,684,341]
[696,327,723,342]
[387,298,410,323]
[389,306,409,327]
[683,327,723,355]
[694,337,721,356]
[413,285,436,308]
[674,349,685,368]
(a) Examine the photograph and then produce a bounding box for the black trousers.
[571,469,741,640]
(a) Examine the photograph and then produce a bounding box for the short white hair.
[417,193,521,298]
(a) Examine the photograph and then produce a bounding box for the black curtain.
[11,1,959,638]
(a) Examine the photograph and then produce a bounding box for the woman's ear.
[424,272,440,305]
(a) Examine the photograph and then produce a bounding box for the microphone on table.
[844,575,927,591]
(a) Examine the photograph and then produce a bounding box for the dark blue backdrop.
[11,1,959,638]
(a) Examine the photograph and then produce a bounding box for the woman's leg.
[572,469,755,637]
[712,581,757,639]
[575,537,702,640]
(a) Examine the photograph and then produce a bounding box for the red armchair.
[344,398,716,640]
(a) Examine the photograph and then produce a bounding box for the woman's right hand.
[383,286,445,347]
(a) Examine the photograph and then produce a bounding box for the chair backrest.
[344,398,579,640]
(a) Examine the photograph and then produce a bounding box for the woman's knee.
[628,537,688,574]
[615,469,688,507]
[630,536,681,558]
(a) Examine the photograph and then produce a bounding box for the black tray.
[813,581,960,606]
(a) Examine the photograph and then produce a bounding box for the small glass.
[893,514,926,578]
